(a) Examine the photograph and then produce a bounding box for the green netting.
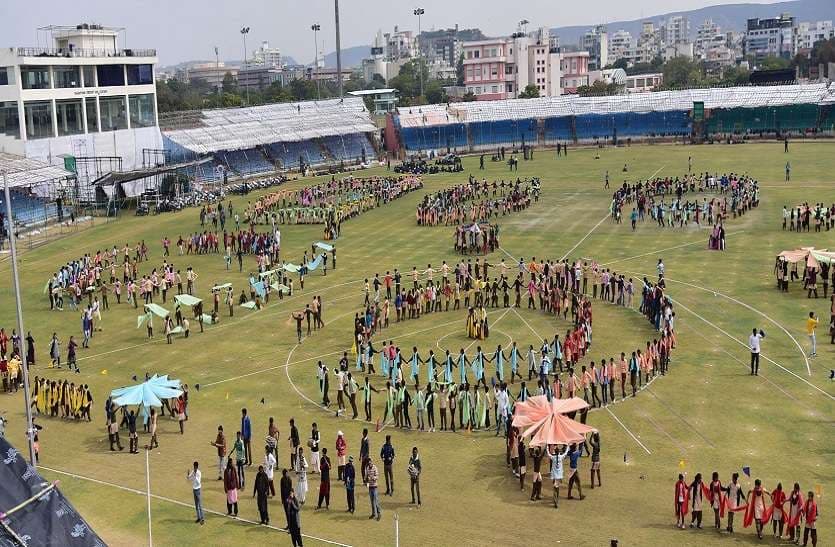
[706,105,822,134]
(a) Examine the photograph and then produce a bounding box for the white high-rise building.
[663,16,691,46]
[695,19,722,58]
[252,41,282,68]
[580,25,609,71]
[608,30,633,62]
[0,24,160,168]
[796,21,834,50]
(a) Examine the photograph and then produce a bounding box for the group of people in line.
[675,472,820,545]
[188,408,424,545]
[782,203,835,232]
[611,173,760,236]
[415,176,540,226]
[454,223,500,255]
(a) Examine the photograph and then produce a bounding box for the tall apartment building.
[0,24,160,168]
[745,14,796,59]
[695,19,722,57]
[580,25,609,71]
[663,16,691,46]
[461,27,589,100]
[796,20,834,50]
[418,26,485,67]
[608,30,633,61]
[251,41,282,68]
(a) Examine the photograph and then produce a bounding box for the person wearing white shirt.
[748,328,765,375]
[264,447,277,497]
[656,259,665,277]
[187,461,205,524]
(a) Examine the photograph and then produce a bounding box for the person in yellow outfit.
[806,311,819,357]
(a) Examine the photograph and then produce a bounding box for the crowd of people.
[308,256,677,430]
[782,203,835,232]
[674,472,820,545]
[610,173,760,234]
[187,408,424,541]
[453,223,499,255]
[415,176,540,226]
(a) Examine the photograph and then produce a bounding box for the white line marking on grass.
[606,406,652,455]
[601,231,745,266]
[145,450,153,547]
[670,298,833,400]
[642,412,687,454]
[498,246,516,260]
[650,275,812,377]
[560,213,610,261]
[643,387,716,448]
[513,308,542,339]
[40,465,353,546]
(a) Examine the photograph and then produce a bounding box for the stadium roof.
[396,83,835,128]
[163,97,377,155]
[0,153,75,189]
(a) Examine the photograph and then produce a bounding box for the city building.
[418,26,485,67]
[608,30,633,62]
[695,19,722,58]
[186,62,239,91]
[306,67,353,82]
[251,41,282,68]
[347,88,398,115]
[461,27,590,100]
[796,20,834,50]
[624,72,663,92]
[663,16,691,46]
[557,51,590,93]
[237,65,284,91]
[580,25,609,71]
[663,42,694,61]
[745,14,796,59]
[362,27,419,83]
[0,23,160,168]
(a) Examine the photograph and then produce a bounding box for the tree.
[456,52,465,86]
[577,80,622,97]
[719,65,750,86]
[758,56,791,71]
[610,58,628,70]
[221,71,237,94]
[662,57,704,89]
[518,84,540,99]
[424,79,448,105]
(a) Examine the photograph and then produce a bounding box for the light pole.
[413,8,425,99]
[240,26,250,105]
[334,0,343,98]
[311,24,321,100]
[214,46,220,95]
[2,172,38,467]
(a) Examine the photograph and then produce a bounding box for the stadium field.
[1,141,833,547]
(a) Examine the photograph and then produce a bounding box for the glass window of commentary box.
[129,94,155,127]
[85,97,98,132]
[21,66,50,90]
[24,101,54,139]
[126,64,153,85]
[53,66,81,88]
[0,101,20,138]
[97,65,125,87]
[56,99,84,136]
[82,66,96,87]
[0,67,12,86]
[99,96,127,130]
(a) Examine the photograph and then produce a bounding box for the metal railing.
[17,47,156,58]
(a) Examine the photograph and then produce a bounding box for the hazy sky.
[2,0,783,66]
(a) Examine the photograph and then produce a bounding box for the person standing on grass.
[806,312,819,357]
[381,435,395,496]
[229,431,245,488]
[748,328,765,375]
[803,490,818,547]
[253,465,270,525]
[289,418,300,470]
[223,459,239,517]
[210,425,226,480]
[366,457,381,521]
[723,472,746,534]
[565,443,585,501]
[547,444,569,508]
[187,461,205,525]
[264,446,277,497]
[674,473,687,529]
[408,446,422,506]
[287,488,304,547]
[317,447,332,509]
[344,455,356,513]
[241,408,252,466]
[295,447,309,505]
[280,467,293,527]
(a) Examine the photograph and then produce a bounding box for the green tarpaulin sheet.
[174,294,202,307]
[144,304,169,318]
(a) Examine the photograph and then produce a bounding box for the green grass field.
[1,141,833,547]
